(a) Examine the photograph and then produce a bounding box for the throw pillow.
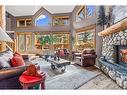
[60,50,65,57]
[0,57,11,69]
[11,54,25,67]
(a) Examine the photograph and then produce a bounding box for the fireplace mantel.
[98,18,127,36]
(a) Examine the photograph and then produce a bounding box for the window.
[53,33,70,50]
[26,35,32,51]
[53,16,69,26]
[17,19,32,27]
[35,34,51,49]
[18,20,25,27]
[76,29,95,51]
[86,6,95,17]
[26,19,32,26]
[36,14,50,26]
[76,6,85,22]
[78,8,85,20]
[76,6,95,22]
[18,35,25,52]
[18,34,32,52]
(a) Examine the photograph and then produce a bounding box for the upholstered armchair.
[74,49,97,67]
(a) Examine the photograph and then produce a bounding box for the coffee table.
[47,57,70,73]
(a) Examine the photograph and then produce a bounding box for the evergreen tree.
[97,6,108,30]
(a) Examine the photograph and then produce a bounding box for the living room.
[0,3,127,91]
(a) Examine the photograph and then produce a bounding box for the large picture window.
[76,29,95,51]
[53,33,70,50]
[35,34,51,49]
[35,14,50,26]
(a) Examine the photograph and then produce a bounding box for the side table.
[19,72,46,90]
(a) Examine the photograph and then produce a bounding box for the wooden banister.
[6,42,15,52]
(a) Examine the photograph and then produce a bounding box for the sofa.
[0,49,28,89]
[74,49,97,67]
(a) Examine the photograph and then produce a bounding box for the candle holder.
[54,55,57,61]
[57,55,60,61]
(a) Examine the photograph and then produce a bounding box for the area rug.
[31,58,101,90]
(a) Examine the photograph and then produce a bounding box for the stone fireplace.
[101,30,127,63]
[98,18,127,89]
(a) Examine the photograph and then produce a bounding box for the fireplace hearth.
[98,45,127,89]
[98,37,127,89]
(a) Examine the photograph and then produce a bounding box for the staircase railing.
[5,31,15,52]
[6,42,15,52]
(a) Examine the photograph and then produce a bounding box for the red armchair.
[74,49,97,67]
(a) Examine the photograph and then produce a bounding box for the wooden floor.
[77,66,122,89]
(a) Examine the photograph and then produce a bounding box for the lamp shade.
[0,27,13,42]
